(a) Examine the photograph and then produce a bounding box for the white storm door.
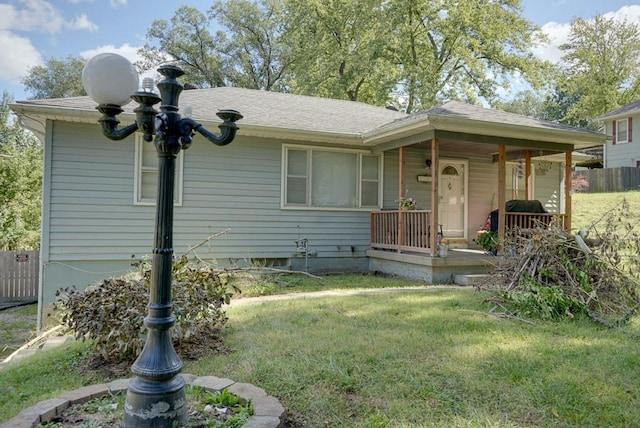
[438,160,468,239]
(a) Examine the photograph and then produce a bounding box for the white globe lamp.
[82,53,139,106]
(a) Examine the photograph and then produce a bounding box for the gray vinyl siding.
[605,115,640,168]
[46,121,372,264]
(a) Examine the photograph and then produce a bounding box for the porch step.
[454,274,493,286]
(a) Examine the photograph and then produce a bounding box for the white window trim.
[616,118,630,144]
[134,134,184,206]
[281,144,383,211]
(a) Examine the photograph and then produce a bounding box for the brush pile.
[479,200,640,329]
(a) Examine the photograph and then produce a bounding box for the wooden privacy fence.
[0,250,39,302]
[575,167,640,193]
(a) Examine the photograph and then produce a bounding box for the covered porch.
[363,102,605,281]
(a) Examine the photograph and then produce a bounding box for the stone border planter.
[0,374,284,428]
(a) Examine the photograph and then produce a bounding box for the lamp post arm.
[179,109,243,147]
[96,104,139,141]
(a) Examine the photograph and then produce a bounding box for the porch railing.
[371,210,432,254]
[504,212,569,232]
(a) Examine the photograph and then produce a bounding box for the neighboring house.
[597,100,640,168]
[10,88,606,324]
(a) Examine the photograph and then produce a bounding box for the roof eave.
[10,103,365,147]
[428,114,606,148]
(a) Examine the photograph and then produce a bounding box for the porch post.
[525,149,532,200]
[431,138,439,255]
[564,151,572,231]
[498,145,506,255]
[398,146,406,252]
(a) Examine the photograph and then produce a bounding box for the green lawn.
[572,190,640,232]
[2,280,640,427]
[2,192,640,426]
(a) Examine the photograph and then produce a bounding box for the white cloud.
[14,0,65,34]
[531,21,571,64]
[532,5,640,64]
[66,14,98,32]
[110,0,127,7]
[0,30,43,83]
[603,5,640,23]
[80,43,140,63]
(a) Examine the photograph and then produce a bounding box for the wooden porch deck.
[369,209,568,284]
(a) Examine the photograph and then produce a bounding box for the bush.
[54,255,239,362]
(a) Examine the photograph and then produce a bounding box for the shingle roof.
[376,100,602,137]
[13,89,605,147]
[16,86,406,136]
[596,100,640,120]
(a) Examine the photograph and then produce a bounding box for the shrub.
[572,174,589,192]
[54,255,239,362]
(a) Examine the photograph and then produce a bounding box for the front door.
[438,160,468,239]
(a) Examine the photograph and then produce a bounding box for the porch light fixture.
[82,53,242,428]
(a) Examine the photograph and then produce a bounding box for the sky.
[1,0,639,102]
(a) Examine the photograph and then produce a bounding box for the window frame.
[134,133,184,206]
[615,118,632,144]
[281,144,383,211]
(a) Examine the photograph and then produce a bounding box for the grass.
[572,190,640,233]
[229,271,425,297]
[0,303,37,360]
[3,192,640,426]
[2,281,640,427]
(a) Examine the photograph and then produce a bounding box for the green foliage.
[137,6,228,89]
[485,198,640,327]
[558,14,640,123]
[498,274,585,320]
[475,230,498,253]
[137,0,548,110]
[190,386,254,428]
[21,55,86,99]
[53,255,238,361]
[0,91,42,250]
[209,0,291,92]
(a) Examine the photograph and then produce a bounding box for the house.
[597,100,640,168]
[10,88,606,324]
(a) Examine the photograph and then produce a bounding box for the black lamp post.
[82,53,242,427]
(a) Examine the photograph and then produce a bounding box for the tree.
[492,90,546,118]
[282,0,396,104]
[209,0,293,91]
[559,14,640,123]
[388,0,551,112]
[0,92,43,249]
[281,0,550,111]
[137,6,228,88]
[139,2,291,91]
[22,55,86,99]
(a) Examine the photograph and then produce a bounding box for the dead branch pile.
[479,200,640,329]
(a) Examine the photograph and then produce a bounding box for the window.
[134,134,183,205]
[614,118,633,144]
[282,145,382,209]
